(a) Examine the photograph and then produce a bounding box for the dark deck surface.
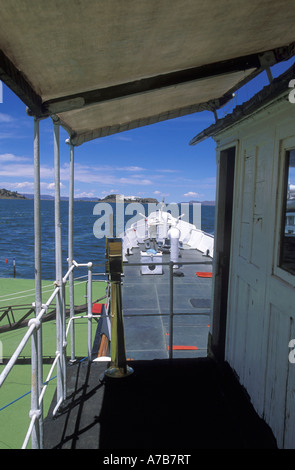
[122,245,212,360]
[43,358,277,450]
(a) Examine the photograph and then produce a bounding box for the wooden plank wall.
[221,102,295,448]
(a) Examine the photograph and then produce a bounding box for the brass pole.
[105,238,133,378]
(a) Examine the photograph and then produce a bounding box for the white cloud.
[102,189,119,195]
[119,177,152,185]
[183,191,201,198]
[116,166,145,172]
[0,181,33,191]
[75,191,95,198]
[0,132,16,140]
[13,181,35,190]
[0,181,65,193]
[0,153,30,162]
[47,182,65,190]
[72,162,152,186]
[154,190,170,197]
[0,163,34,177]
[0,113,14,123]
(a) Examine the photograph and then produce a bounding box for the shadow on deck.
[43,357,277,450]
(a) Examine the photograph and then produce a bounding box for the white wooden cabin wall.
[216,100,295,448]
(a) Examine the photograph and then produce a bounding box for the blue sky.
[0,58,294,203]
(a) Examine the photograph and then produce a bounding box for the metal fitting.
[29,409,41,420]
[28,318,41,330]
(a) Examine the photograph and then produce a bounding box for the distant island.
[190,200,215,206]
[0,189,214,205]
[179,200,215,206]
[100,194,159,203]
[0,188,26,199]
[20,193,159,203]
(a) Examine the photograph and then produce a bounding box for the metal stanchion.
[104,238,134,378]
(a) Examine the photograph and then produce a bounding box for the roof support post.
[67,140,76,362]
[53,118,66,406]
[31,117,42,448]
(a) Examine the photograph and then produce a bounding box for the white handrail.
[38,353,60,406]
[0,321,37,387]
[22,413,38,449]
[0,285,60,387]
[65,314,102,338]
[0,260,106,449]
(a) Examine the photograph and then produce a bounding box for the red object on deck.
[196,272,212,278]
[168,345,198,350]
[92,303,105,314]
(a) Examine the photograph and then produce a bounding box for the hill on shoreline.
[0,189,215,205]
[0,188,26,199]
[20,193,159,203]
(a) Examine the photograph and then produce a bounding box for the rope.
[0,284,55,304]
[0,272,106,304]
[0,356,88,413]
[0,390,32,412]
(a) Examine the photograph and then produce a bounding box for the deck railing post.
[169,261,174,359]
[29,319,41,449]
[53,118,65,408]
[67,139,75,362]
[33,116,43,448]
[61,281,67,399]
[87,262,93,361]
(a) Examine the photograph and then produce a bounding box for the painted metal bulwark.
[213,94,295,448]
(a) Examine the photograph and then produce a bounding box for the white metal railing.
[0,256,211,449]
[0,112,214,450]
[0,260,110,449]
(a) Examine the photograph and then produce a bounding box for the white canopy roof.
[0,0,295,145]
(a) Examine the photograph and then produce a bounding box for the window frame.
[274,137,295,285]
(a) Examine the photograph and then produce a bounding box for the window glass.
[280,149,295,274]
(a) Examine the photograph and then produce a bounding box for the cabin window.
[279,149,295,275]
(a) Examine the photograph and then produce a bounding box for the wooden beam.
[42,43,295,115]
[43,53,262,115]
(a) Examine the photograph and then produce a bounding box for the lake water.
[0,199,215,280]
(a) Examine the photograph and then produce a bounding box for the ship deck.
[43,246,277,450]
[122,244,212,360]
[43,357,276,450]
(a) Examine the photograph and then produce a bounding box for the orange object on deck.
[196,272,212,278]
[168,345,198,350]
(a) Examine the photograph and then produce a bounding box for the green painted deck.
[0,276,107,449]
